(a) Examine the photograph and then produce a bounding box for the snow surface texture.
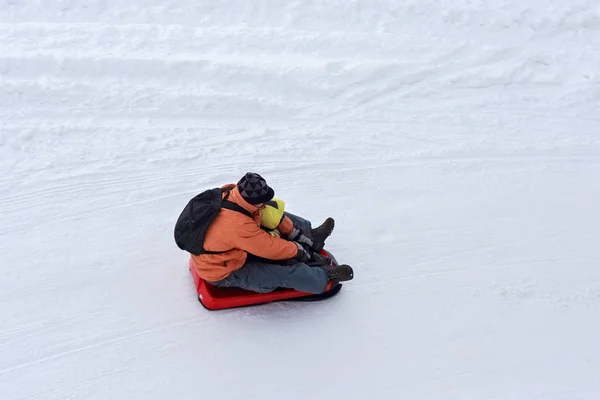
[1,1,600,399]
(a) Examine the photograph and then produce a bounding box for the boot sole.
[328,265,353,282]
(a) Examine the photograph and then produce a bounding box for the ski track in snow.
[1,1,600,399]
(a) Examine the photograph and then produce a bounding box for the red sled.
[189,249,343,310]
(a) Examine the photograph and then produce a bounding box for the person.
[189,172,354,294]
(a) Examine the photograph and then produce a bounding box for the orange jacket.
[190,184,298,282]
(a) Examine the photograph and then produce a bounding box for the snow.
[1,0,600,398]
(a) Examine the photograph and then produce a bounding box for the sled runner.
[189,249,343,310]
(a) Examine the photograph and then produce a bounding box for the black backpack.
[174,187,252,255]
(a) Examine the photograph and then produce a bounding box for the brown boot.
[311,217,335,252]
[327,264,354,283]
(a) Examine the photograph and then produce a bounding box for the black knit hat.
[237,172,275,205]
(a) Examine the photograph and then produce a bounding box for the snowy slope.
[1,1,600,399]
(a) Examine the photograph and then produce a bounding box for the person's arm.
[227,219,300,260]
[276,215,294,236]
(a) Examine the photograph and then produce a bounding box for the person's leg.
[283,212,312,232]
[212,259,329,294]
[284,212,334,252]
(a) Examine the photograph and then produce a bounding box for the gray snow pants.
[208,213,329,294]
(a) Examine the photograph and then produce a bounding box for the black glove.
[294,242,312,263]
[289,225,314,248]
